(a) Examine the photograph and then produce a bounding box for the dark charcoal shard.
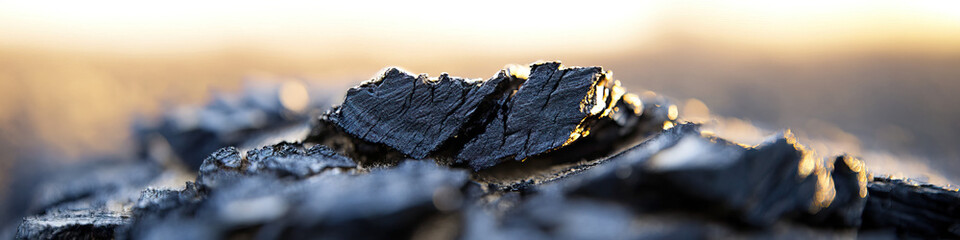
[326,68,512,160]
[467,91,667,192]
[254,143,357,178]
[562,123,869,228]
[198,142,357,186]
[862,177,960,238]
[456,62,620,170]
[16,210,129,240]
[131,181,207,217]
[323,62,636,170]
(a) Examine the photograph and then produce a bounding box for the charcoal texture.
[327,69,511,160]
[562,124,868,228]
[17,210,128,240]
[198,142,357,186]
[11,62,960,239]
[324,62,638,170]
[456,62,621,169]
[862,177,960,238]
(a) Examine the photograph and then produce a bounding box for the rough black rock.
[326,68,511,160]
[17,210,128,240]
[862,177,960,238]
[454,62,620,169]
[198,142,357,186]
[127,160,468,240]
[559,123,869,228]
[322,62,643,170]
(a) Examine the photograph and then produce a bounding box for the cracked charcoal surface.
[455,62,619,169]
[326,68,511,160]
[17,210,128,240]
[862,177,960,238]
[560,124,868,228]
[12,62,960,239]
[323,62,636,170]
[198,142,357,186]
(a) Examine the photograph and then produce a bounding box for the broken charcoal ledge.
[13,61,960,239]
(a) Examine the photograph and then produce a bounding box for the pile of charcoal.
[13,62,960,239]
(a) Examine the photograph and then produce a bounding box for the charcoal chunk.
[327,68,512,159]
[566,123,868,228]
[198,142,357,186]
[862,177,960,238]
[252,144,357,178]
[457,62,621,169]
[16,210,128,240]
[131,181,206,217]
[323,62,632,170]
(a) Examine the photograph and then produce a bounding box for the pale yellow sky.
[0,0,957,56]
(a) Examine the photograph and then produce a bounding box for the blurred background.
[0,0,958,199]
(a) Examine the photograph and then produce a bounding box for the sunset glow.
[0,0,956,56]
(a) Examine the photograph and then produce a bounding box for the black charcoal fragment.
[198,142,357,186]
[565,123,869,228]
[322,62,639,170]
[326,68,512,160]
[455,62,621,169]
[862,177,960,238]
[16,210,128,240]
[127,160,469,240]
